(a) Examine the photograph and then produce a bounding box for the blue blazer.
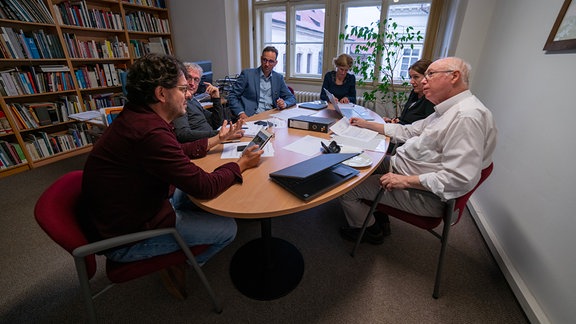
[228,67,297,117]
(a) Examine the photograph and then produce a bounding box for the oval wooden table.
[189,106,386,300]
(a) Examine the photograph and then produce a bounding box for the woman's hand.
[339,97,350,104]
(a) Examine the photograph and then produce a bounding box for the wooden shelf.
[0,0,173,178]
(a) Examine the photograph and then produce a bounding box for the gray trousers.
[338,158,446,228]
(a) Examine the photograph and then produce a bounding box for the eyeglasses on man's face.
[188,77,201,84]
[424,70,454,79]
[261,57,277,65]
[176,85,191,94]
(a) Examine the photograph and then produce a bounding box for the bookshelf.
[0,0,173,178]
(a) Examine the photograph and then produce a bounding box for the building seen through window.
[255,1,434,84]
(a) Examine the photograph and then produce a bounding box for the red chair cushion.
[361,163,493,230]
[34,171,98,278]
[106,245,209,283]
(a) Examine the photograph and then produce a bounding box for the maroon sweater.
[78,102,242,241]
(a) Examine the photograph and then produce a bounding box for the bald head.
[421,57,471,105]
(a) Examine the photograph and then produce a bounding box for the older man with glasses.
[338,56,498,244]
[173,62,243,143]
[228,46,297,120]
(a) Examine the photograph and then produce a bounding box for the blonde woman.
[320,53,357,104]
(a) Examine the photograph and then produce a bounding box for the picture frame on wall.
[544,0,576,51]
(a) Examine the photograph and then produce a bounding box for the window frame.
[252,0,446,85]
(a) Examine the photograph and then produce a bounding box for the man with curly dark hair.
[79,54,263,268]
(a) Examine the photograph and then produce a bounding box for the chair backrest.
[451,163,494,224]
[34,170,97,278]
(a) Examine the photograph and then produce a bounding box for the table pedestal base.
[230,237,304,300]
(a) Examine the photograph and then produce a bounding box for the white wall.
[457,0,576,323]
[171,1,576,322]
[170,0,230,79]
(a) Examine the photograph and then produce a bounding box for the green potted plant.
[340,18,423,117]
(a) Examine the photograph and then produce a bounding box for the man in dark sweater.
[173,62,241,142]
[79,54,262,266]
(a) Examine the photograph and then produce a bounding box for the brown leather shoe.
[159,264,187,300]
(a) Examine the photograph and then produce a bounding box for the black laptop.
[269,153,360,201]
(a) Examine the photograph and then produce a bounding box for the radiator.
[294,90,372,109]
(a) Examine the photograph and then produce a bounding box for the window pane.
[262,10,287,74]
[343,2,431,83]
[293,7,325,77]
[343,6,382,79]
[386,2,430,80]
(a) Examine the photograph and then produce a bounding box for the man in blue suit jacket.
[228,46,297,120]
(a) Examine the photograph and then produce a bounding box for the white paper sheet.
[220,141,275,158]
[329,117,378,142]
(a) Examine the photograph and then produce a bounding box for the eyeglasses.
[424,70,454,79]
[188,77,201,84]
[175,85,190,94]
[261,57,277,65]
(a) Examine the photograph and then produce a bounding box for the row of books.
[83,92,126,111]
[53,1,124,30]
[0,140,27,169]
[7,95,81,130]
[0,0,53,24]
[0,110,13,135]
[0,26,65,60]
[74,63,124,89]
[125,11,170,34]
[63,33,129,59]
[0,66,75,96]
[25,125,92,161]
[130,37,172,58]
[122,0,166,9]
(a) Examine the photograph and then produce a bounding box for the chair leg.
[432,218,452,299]
[171,231,222,313]
[74,257,98,324]
[159,264,188,300]
[351,188,385,257]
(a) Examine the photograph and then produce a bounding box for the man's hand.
[349,117,368,128]
[379,173,424,191]
[276,98,286,110]
[218,120,245,142]
[339,97,350,104]
[204,82,220,98]
[238,112,249,121]
[237,145,263,172]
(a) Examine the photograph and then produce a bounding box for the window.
[255,1,325,79]
[260,8,287,74]
[342,1,431,82]
[293,6,325,77]
[254,0,444,83]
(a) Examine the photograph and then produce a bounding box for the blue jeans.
[106,189,237,266]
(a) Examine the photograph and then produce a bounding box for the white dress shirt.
[384,90,497,200]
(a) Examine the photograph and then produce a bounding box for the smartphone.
[242,129,273,152]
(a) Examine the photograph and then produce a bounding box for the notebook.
[269,153,360,201]
[323,88,373,120]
